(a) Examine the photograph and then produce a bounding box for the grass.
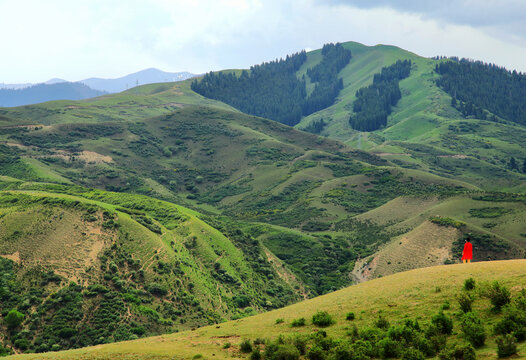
[7,260,526,359]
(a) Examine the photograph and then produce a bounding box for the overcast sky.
[1,0,525,83]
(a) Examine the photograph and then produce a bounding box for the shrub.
[438,343,476,360]
[345,312,355,321]
[146,283,168,297]
[275,318,285,324]
[250,348,262,360]
[487,281,511,311]
[401,348,425,360]
[240,339,253,353]
[496,335,517,358]
[375,315,390,330]
[293,336,307,355]
[312,311,335,327]
[4,309,24,329]
[457,292,474,313]
[378,337,401,358]
[306,345,326,360]
[441,301,451,311]
[460,312,486,348]
[463,278,476,291]
[351,340,374,359]
[291,317,306,327]
[431,312,453,335]
[266,344,300,360]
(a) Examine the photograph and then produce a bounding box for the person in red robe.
[462,238,473,263]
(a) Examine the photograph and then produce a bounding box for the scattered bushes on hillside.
[311,311,334,327]
[460,312,486,347]
[429,216,465,229]
[496,334,517,358]
[464,277,476,291]
[291,318,306,327]
[457,292,474,313]
[486,281,511,311]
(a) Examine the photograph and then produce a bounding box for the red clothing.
[462,241,473,260]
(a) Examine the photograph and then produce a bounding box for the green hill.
[294,42,526,192]
[6,260,526,359]
[0,180,303,353]
[0,40,525,357]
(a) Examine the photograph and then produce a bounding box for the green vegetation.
[13,262,524,359]
[436,58,526,125]
[349,60,411,131]
[0,41,525,358]
[192,43,350,126]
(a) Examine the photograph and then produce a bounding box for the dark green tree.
[509,157,518,171]
[4,309,24,329]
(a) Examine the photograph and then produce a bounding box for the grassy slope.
[0,182,301,334]
[295,41,526,192]
[8,260,526,359]
[0,80,235,126]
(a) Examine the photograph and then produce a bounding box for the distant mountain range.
[0,68,196,107]
[79,68,196,93]
[0,82,106,107]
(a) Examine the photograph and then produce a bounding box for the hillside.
[0,102,523,296]
[6,260,526,359]
[294,42,526,192]
[0,179,302,353]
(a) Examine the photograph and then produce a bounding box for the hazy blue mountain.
[0,82,106,107]
[79,68,196,93]
[0,82,33,90]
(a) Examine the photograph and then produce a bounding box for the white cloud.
[0,0,524,83]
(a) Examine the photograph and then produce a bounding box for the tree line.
[191,43,351,126]
[349,60,412,131]
[435,59,526,125]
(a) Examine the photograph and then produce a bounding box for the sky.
[1,0,525,83]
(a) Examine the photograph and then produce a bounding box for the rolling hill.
[0,40,524,357]
[5,260,526,359]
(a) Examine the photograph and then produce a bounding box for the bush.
[457,292,474,313]
[375,315,390,330]
[441,301,451,311]
[438,343,476,360]
[487,281,511,311]
[312,311,335,327]
[401,348,425,360]
[240,339,253,353]
[460,312,486,348]
[250,348,262,360]
[306,345,326,360]
[291,318,306,327]
[378,337,401,358]
[266,344,300,360]
[432,312,453,335]
[4,309,24,329]
[14,338,30,351]
[275,318,284,324]
[346,312,355,321]
[463,278,476,291]
[293,336,307,355]
[496,334,517,358]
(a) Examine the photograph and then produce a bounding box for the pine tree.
[509,157,518,171]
